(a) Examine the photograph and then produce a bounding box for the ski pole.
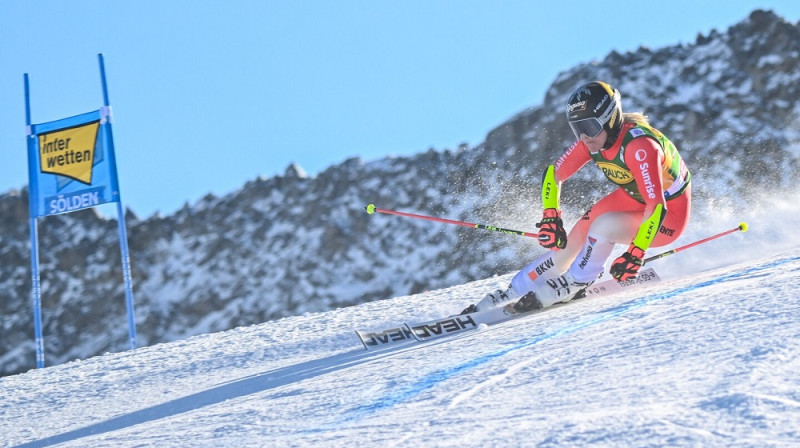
[365,204,539,238]
[644,222,748,264]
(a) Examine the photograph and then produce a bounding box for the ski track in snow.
[3,250,800,447]
[333,254,800,424]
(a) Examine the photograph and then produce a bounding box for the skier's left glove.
[610,244,645,282]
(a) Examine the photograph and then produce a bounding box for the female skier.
[464,81,692,314]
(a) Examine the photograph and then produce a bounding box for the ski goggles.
[568,117,604,139]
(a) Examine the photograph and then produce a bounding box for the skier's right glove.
[536,208,567,250]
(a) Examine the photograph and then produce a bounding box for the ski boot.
[513,272,593,312]
[512,291,543,313]
[460,286,520,314]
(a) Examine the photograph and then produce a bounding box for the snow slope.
[2,223,800,447]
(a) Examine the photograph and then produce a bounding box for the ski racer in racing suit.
[465,81,692,314]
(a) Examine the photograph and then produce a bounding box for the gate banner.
[27,106,120,217]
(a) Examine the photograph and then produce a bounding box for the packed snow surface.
[2,238,799,446]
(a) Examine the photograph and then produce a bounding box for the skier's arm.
[537,141,592,250]
[537,165,566,249]
[610,138,667,281]
[628,138,668,251]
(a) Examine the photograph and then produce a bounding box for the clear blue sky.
[2,1,799,217]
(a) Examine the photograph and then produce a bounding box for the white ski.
[356,268,661,350]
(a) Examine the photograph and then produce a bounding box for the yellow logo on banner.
[38,121,99,185]
[595,161,633,185]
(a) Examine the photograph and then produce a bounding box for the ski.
[582,267,660,298]
[355,325,417,350]
[404,305,511,343]
[356,268,661,350]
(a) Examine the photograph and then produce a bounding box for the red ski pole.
[644,222,748,264]
[365,204,539,239]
